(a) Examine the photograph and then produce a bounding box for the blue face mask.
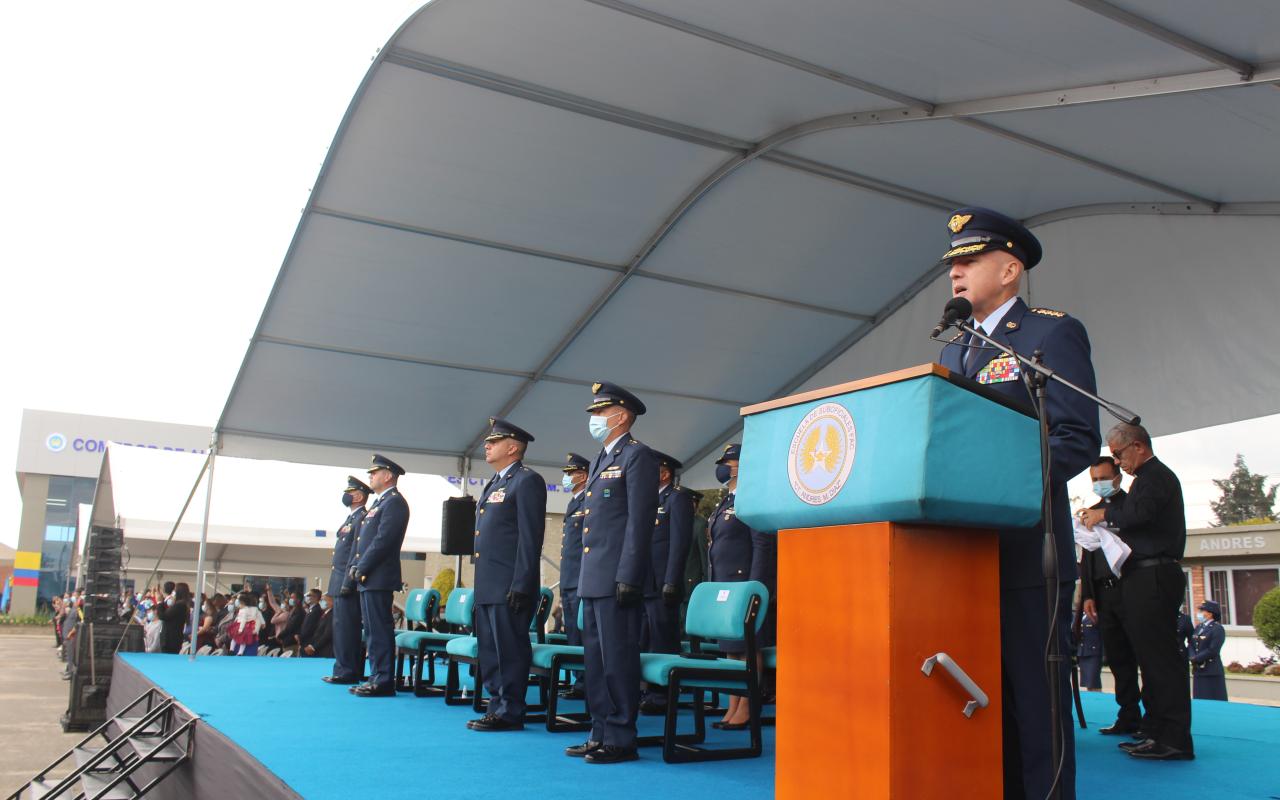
[288,598,297,607]
[1195,612,1206,623]
[561,474,575,491]
[1092,481,1118,499]
[319,600,329,611]
[715,464,732,485]
[341,492,353,507]
[588,414,612,442]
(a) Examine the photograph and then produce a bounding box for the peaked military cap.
[941,207,1042,270]
[484,417,535,444]
[651,450,683,472]
[562,452,590,473]
[585,381,647,415]
[716,443,742,464]
[367,453,406,476]
[1197,600,1222,618]
[344,475,373,495]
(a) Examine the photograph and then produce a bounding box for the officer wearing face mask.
[705,443,774,729]
[324,476,371,685]
[1189,601,1227,700]
[1078,456,1144,737]
[565,382,657,765]
[638,450,695,715]
[559,453,590,699]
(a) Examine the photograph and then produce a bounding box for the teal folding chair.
[530,600,589,732]
[637,580,769,763]
[528,587,555,644]
[393,589,438,693]
[391,587,469,698]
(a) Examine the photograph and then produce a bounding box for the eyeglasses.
[1110,443,1135,461]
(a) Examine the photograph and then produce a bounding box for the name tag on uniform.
[977,355,1021,384]
[657,507,667,515]
[488,489,507,503]
[572,510,585,518]
[600,467,623,479]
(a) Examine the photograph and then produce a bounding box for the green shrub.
[0,613,55,626]
[1253,586,1280,655]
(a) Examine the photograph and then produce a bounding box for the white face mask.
[1092,481,1118,499]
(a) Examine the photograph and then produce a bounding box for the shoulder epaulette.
[1029,307,1067,318]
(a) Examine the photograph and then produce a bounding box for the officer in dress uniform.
[350,454,410,697]
[323,476,371,684]
[1189,600,1228,700]
[638,450,696,715]
[706,443,774,729]
[565,382,658,765]
[936,208,1100,800]
[1076,614,1103,691]
[559,453,590,699]
[467,418,547,731]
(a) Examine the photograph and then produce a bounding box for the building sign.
[1186,525,1279,558]
[17,409,212,480]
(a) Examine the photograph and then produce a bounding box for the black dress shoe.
[1098,722,1139,736]
[1118,738,1152,752]
[638,699,666,716]
[1127,741,1194,761]
[467,714,523,732]
[323,676,358,685]
[585,745,639,764]
[352,683,396,697]
[718,721,749,731]
[565,740,602,758]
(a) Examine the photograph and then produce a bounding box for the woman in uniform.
[1189,600,1228,701]
[705,444,775,730]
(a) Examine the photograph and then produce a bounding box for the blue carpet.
[121,654,1279,799]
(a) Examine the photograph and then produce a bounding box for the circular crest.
[46,432,67,453]
[787,403,857,505]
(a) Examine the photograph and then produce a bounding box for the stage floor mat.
[119,653,1279,799]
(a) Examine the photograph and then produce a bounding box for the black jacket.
[1104,457,1186,560]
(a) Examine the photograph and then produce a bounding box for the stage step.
[11,688,194,800]
[79,773,134,800]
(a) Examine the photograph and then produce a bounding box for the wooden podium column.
[775,522,1003,799]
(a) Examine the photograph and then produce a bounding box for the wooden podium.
[735,365,1041,798]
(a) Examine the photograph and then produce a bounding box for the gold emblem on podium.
[787,402,857,506]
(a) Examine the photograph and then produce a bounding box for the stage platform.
[109,653,1279,799]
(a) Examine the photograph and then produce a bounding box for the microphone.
[930,296,973,338]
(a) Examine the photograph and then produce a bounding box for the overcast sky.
[1,1,1276,551]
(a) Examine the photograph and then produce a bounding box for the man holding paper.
[1076,456,1143,737]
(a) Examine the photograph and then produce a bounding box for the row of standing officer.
[320,456,411,696]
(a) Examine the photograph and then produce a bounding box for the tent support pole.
[456,456,471,588]
[188,437,218,661]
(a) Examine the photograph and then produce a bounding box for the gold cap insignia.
[488,417,495,426]
[1005,321,1017,329]
[948,214,972,234]
[591,382,602,393]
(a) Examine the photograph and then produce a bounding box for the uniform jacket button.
[584,547,590,553]
[587,491,592,497]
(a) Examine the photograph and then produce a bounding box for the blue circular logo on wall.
[46,433,67,452]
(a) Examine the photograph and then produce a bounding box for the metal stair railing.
[7,687,196,800]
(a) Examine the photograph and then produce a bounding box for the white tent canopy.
[218,0,1280,485]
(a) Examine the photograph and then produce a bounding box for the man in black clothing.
[305,595,335,658]
[1080,423,1192,761]
[298,589,324,651]
[1078,456,1144,736]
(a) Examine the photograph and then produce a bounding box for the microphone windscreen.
[944,296,972,321]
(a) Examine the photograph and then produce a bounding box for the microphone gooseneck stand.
[932,319,1139,800]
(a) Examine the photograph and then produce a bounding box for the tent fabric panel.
[259,213,618,372]
[618,0,1209,105]
[1115,0,1280,63]
[546,275,863,403]
[313,62,727,266]
[394,0,891,142]
[783,119,1185,218]
[986,86,1280,203]
[220,342,527,454]
[638,159,945,316]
